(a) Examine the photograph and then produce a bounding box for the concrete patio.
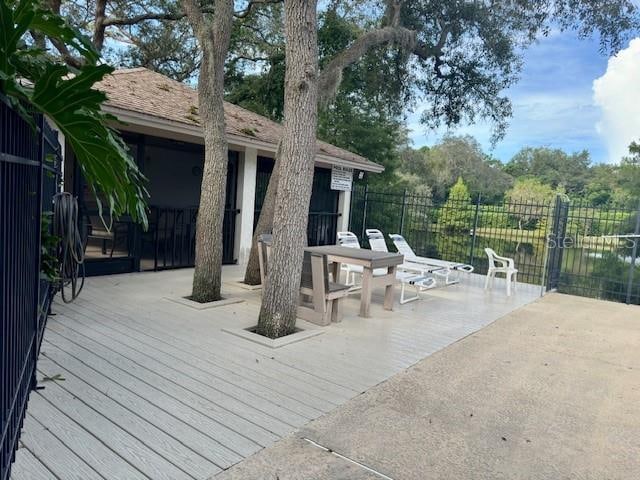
[219,293,640,480]
[10,266,539,479]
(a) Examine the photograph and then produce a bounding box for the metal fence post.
[361,184,369,240]
[468,194,481,265]
[625,201,640,304]
[348,183,356,232]
[546,194,569,291]
[399,188,407,235]
[32,115,45,390]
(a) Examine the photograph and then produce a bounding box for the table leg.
[331,261,341,283]
[384,265,397,311]
[360,266,373,318]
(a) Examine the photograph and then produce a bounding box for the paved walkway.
[218,293,640,480]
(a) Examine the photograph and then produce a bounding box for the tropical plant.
[0,0,148,225]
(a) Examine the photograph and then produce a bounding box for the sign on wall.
[330,166,353,191]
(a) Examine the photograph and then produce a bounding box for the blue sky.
[406,31,619,164]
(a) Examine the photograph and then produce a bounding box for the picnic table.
[305,245,404,318]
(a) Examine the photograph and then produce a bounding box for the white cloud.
[593,38,640,163]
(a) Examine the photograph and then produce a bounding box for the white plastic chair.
[484,248,518,296]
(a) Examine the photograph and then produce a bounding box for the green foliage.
[440,177,473,233]
[503,147,591,195]
[619,141,640,199]
[226,5,408,182]
[401,0,638,141]
[478,208,512,229]
[590,253,640,305]
[397,136,513,202]
[40,212,60,281]
[505,178,558,229]
[226,53,285,121]
[0,0,148,226]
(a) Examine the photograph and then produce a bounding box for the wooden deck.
[11,266,540,479]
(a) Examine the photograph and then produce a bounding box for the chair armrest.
[493,255,515,268]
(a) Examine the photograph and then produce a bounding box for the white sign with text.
[330,166,353,191]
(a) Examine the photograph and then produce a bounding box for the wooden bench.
[298,251,351,326]
[257,235,351,326]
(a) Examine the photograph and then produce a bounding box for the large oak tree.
[251,0,638,336]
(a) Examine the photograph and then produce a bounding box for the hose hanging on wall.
[52,192,85,303]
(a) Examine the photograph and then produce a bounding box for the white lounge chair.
[366,229,447,276]
[340,231,435,303]
[337,231,369,287]
[364,229,438,302]
[484,248,518,296]
[388,233,474,285]
[396,272,437,304]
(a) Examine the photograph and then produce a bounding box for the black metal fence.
[142,206,239,270]
[254,160,341,247]
[1,100,61,480]
[350,185,640,305]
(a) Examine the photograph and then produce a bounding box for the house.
[61,68,383,276]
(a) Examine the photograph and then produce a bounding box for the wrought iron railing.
[350,185,640,305]
[1,99,61,480]
[143,206,240,270]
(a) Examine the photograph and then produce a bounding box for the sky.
[406,31,640,165]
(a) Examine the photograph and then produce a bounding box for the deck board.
[57,306,323,421]
[66,292,345,411]
[73,289,356,402]
[11,446,59,480]
[36,353,228,475]
[45,323,278,451]
[20,413,117,480]
[29,374,194,480]
[51,312,299,435]
[12,266,539,479]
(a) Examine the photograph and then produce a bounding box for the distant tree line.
[389,135,640,208]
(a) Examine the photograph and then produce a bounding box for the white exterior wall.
[235,147,258,265]
[337,189,352,234]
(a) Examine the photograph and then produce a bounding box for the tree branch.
[318,25,416,105]
[181,0,209,46]
[102,0,279,27]
[412,25,450,61]
[102,8,215,27]
[318,16,451,106]
[235,0,282,19]
[93,0,107,52]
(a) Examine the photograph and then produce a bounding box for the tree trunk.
[257,0,318,338]
[243,148,280,285]
[183,0,234,303]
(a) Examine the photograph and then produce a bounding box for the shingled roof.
[96,68,382,172]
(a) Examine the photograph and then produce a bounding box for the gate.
[1,100,61,480]
[546,196,569,290]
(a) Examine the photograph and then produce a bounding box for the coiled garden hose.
[52,192,85,303]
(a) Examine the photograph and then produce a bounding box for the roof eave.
[103,105,384,173]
